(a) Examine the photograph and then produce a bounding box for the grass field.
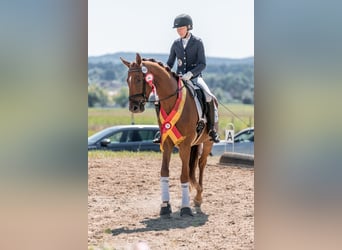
[88,104,254,138]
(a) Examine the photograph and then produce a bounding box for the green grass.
[88,108,158,136]
[88,104,254,138]
[217,103,254,134]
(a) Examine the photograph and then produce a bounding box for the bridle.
[127,67,150,107]
[127,64,185,107]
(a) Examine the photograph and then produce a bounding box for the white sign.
[225,129,234,143]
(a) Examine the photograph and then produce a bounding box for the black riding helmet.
[173,14,193,30]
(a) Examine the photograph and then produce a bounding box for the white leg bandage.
[181,182,190,208]
[160,177,170,202]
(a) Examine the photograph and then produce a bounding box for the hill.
[88,52,254,66]
[88,52,254,106]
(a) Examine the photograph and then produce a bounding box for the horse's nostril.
[133,105,139,111]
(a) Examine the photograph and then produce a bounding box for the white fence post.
[225,123,235,153]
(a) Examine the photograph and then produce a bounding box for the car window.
[127,130,142,142]
[139,130,158,141]
[107,131,125,143]
[88,127,113,144]
[235,130,254,142]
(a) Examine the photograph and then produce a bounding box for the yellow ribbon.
[159,80,187,151]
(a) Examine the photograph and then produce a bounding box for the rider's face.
[176,26,188,38]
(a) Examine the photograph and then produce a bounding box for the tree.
[113,87,129,108]
[88,56,254,104]
[104,70,115,80]
[241,90,254,104]
[88,84,109,107]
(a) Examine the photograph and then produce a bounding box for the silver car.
[211,127,254,156]
[88,125,161,152]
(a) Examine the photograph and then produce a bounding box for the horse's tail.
[189,145,199,189]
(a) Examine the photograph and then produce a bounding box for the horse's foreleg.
[160,151,172,217]
[179,149,193,216]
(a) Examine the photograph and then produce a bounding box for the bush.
[88,84,109,107]
[242,90,254,104]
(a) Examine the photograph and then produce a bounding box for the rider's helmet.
[173,14,193,30]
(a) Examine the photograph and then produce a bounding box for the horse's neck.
[149,65,178,112]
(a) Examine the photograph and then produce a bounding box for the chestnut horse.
[121,53,215,217]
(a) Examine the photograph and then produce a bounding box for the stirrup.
[209,130,220,143]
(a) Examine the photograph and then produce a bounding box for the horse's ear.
[136,53,142,65]
[120,57,130,68]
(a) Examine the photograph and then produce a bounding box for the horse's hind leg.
[160,150,172,217]
[194,162,205,207]
[194,143,212,207]
[189,145,202,207]
[193,157,206,207]
[189,145,200,190]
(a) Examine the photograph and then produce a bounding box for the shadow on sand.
[111,208,208,236]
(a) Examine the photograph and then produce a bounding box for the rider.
[153,14,220,143]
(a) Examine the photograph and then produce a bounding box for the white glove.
[182,71,193,81]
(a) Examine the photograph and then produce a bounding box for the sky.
[88,0,254,59]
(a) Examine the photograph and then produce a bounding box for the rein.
[158,85,185,102]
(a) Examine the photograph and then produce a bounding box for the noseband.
[127,67,148,106]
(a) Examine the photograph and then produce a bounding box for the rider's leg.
[206,100,220,143]
[194,77,214,102]
[194,77,220,143]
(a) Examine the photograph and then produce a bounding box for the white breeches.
[192,77,214,102]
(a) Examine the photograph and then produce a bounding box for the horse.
[120,53,215,217]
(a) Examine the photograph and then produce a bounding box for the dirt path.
[88,155,254,250]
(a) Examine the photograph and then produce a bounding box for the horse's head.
[120,53,153,113]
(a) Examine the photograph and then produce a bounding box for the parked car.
[88,125,162,152]
[211,127,254,156]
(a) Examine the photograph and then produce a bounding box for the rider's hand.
[182,71,193,81]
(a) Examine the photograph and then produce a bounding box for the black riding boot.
[153,102,161,144]
[207,101,220,143]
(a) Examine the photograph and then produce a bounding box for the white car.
[211,127,254,156]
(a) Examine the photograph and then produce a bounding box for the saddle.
[183,79,208,135]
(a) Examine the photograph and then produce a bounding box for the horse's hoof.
[193,199,202,207]
[194,206,203,214]
[160,202,172,217]
[180,207,193,217]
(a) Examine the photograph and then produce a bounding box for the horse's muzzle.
[129,101,145,113]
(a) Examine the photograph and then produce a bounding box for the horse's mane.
[142,58,179,80]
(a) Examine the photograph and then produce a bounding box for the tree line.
[88,57,254,107]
